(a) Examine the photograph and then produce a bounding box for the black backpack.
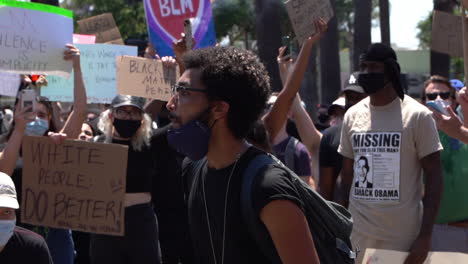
[240,153,356,264]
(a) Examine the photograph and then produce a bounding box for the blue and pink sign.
[143,0,216,56]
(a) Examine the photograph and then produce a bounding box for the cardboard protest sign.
[0,72,21,97]
[363,248,468,264]
[464,0,468,9]
[431,11,465,58]
[116,56,179,101]
[285,0,334,44]
[0,0,73,77]
[73,34,96,44]
[77,13,123,45]
[21,136,128,236]
[143,0,216,56]
[41,44,137,103]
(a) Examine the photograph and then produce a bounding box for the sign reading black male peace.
[21,136,128,236]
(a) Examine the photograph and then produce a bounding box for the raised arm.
[277,46,292,86]
[291,94,322,155]
[263,19,327,141]
[60,44,87,139]
[0,104,31,176]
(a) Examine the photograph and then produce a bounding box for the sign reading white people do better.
[21,136,128,236]
[0,0,73,77]
[285,0,334,44]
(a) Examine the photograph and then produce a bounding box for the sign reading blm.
[21,136,128,236]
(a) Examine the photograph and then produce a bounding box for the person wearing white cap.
[0,172,52,263]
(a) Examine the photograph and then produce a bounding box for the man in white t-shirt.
[338,43,443,264]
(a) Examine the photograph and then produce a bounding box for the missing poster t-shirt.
[338,95,442,242]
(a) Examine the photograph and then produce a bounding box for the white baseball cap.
[0,172,19,209]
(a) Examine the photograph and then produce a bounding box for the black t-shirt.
[184,147,303,264]
[150,125,186,211]
[0,226,53,264]
[319,122,343,171]
[111,138,156,193]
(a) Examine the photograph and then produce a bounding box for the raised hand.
[305,18,328,46]
[64,44,81,69]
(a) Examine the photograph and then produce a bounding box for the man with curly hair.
[165,21,326,264]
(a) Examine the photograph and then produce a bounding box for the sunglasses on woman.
[426,92,451,100]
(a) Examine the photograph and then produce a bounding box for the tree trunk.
[320,0,341,104]
[300,46,319,123]
[352,0,372,71]
[31,0,59,6]
[255,0,283,92]
[431,0,455,77]
[379,0,391,46]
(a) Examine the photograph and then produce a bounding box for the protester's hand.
[64,44,81,68]
[34,75,48,87]
[48,132,67,144]
[430,106,463,136]
[458,87,468,110]
[21,74,32,86]
[305,18,328,46]
[14,103,34,131]
[277,46,292,63]
[403,235,431,264]
[144,43,160,59]
[173,34,196,61]
[161,56,177,68]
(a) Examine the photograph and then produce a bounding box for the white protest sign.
[116,56,179,101]
[363,248,468,264]
[0,72,21,97]
[285,0,334,44]
[41,44,137,104]
[0,0,73,77]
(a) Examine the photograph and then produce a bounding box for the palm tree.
[300,46,319,122]
[352,0,372,71]
[320,0,341,104]
[379,0,390,46]
[255,0,283,92]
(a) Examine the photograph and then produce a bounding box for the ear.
[211,101,230,119]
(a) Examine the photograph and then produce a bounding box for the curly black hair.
[183,46,271,139]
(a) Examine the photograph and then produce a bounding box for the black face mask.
[113,118,142,138]
[358,73,386,94]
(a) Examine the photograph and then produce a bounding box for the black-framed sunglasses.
[426,92,451,100]
[171,84,207,96]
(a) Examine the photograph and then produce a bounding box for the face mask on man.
[0,219,15,247]
[113,119,142,138]
[25,117,49,136]
[358,73,387,94]
[167,108,213,161]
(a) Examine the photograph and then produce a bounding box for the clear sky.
[371,0,434,50]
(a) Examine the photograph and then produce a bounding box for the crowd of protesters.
[0,17,467,264]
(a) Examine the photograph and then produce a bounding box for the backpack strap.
[187,158,208,226]
[285,137,298,172]
[240,153,282,264]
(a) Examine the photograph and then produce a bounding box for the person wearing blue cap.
[338,43,443,264]
[422,76,468,254]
